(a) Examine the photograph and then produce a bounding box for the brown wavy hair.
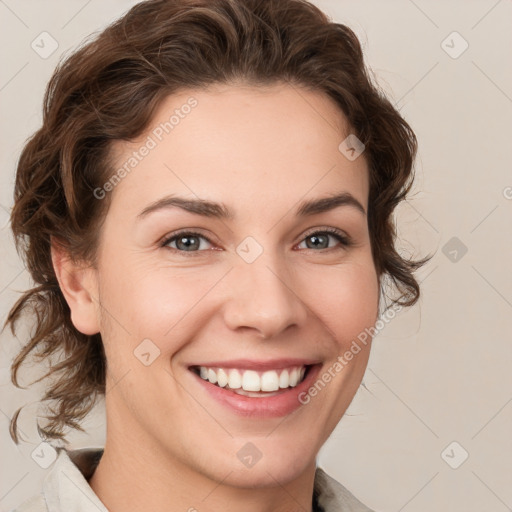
[4,0,431,445]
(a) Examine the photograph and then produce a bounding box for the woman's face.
[88,83,379,487]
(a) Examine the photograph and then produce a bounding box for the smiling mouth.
[188,364,314,396]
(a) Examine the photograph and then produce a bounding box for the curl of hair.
[4,0,432,444]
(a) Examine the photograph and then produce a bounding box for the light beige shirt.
[11,448,375,512]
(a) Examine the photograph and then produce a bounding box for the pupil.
[307,234,327,249]
[177,236,199,251]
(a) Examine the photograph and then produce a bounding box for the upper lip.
[188,358,321,371]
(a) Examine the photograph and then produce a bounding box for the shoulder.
[9,447,105,512]
[314,466,377,512]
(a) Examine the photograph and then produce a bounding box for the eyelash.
[160,227,352,256]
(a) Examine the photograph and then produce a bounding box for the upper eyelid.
[301,226,348,239]
[161,228,214,245]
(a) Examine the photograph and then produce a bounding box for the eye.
[160,227,352,255]
[296,228,352,251]
[161,231,214,253]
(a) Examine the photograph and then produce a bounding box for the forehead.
[107,83,369,217]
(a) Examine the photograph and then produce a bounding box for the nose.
[222,253,309,339]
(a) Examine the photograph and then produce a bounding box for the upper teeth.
[196,366,307,392]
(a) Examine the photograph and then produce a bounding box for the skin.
[52,82,380,512]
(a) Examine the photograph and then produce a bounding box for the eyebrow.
[137,191,366,220]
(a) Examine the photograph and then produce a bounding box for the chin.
[217,450,315,489]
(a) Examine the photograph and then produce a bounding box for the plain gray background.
[1,1,511,510]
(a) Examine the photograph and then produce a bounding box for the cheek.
[98,246,378,366]
[306,260,379,349]
[98,259,225,349]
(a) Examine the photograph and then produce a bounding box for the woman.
[5,0,430,510]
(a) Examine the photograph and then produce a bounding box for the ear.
[50,236,100,335]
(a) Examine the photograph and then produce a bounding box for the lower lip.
[189,364,323,418]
